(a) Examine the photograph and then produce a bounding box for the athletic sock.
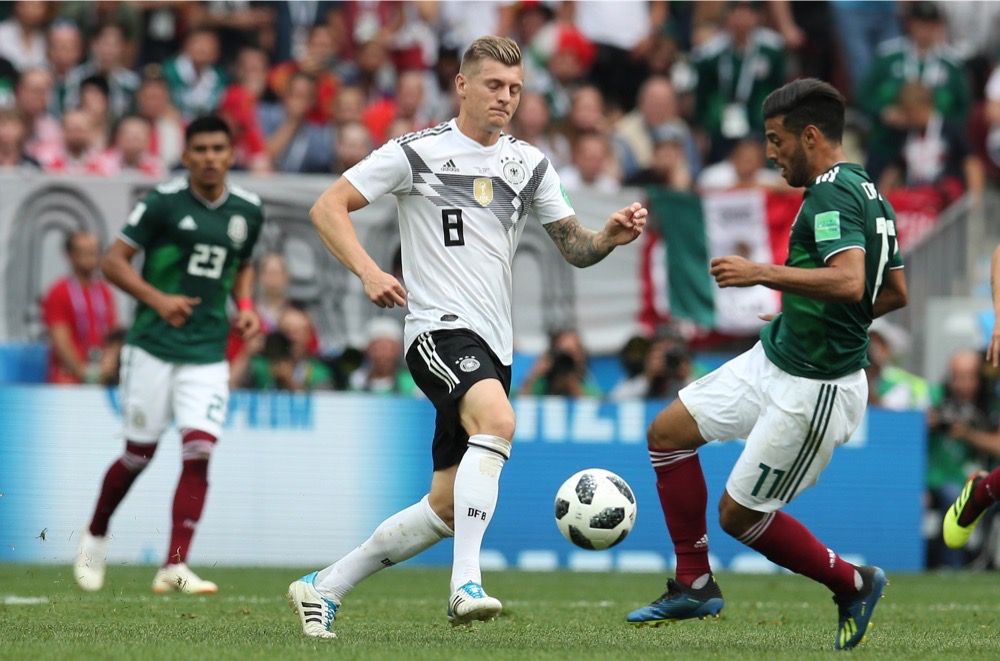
[315,495,452,602]
[963,468,1000,525]
[649,449,711,586]
[737,510,860,595]
[89,441,157,537]
[450,434,510,592]
[167,458,209,565]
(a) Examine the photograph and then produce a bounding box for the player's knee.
[428,492,455,529]
[122,441,157,473]
[717,496,759,539]
[646,422,677,450]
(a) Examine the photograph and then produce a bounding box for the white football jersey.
[344,119,575,364]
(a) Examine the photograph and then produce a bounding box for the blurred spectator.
[42,231,120,385]
[433,0,516,56]
[625,125,693,191]
[858,1,971,183]
[78,75,113,146]
[523,21,597,122]
[162,28,227,121]
[0,1,49,72]
[137,1,187,66]
[983,66,1000,173]
[187,1,275,66]
[97,328,126,386]
[268,24,342,125]
[239,307,334,391]
[36,107,102,174]
[47,19,84,116]
[255,252,291,334]
[518,329,602,398]
[422,43,461,126]
[332,120,372,174]
[229,45,276,106]
[561,84,610,144]
[348,317,419,395]
[362,69,431,145]
[940,1,1000,64]
[609,333,697,401]
[926,349,1000,568]
[613,76,699,182]
[865,319,930,411]
[559,131,620,194]
[509,90,571,170]
[352,34,396,103]
[878,81,984,206]
[0,108,40,170]
[260,71,333,174]
[691,0,786,163]
[568,0,667,113]
[135,69,184,171]
[90,115,166,178]
[332,83,366,126]
[63,22,140,121]
[217,63,272,174]
[59,0,143,67]
[696,136,783,192]
[0,55,15,107]
[271,0,339,64]
[828,0,901,100]
[14,68,61,159]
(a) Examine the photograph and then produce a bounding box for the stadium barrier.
[0,385,925,571]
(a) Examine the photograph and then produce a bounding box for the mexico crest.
[228,215,248,244]
[474,178,493,206]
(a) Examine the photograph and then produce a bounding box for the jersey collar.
[188,180,230,209]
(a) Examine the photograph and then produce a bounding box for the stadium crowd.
[6,0,1000,569]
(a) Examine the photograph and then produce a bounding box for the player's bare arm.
[711,248,865,303]
[231,261,260,341]
[871,268,908,319]
[310,176,407,308]
[989,244,1000,367]
[101,238,200,327]
[543,203,647,267]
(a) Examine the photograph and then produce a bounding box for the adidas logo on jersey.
[178,215,198,230]
[441,159,459,172]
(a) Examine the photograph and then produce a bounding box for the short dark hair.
[184,115,231,143]
[80,74,110,98]
[762,78,845,143]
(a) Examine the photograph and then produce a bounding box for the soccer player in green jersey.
[73,116,265,594]
[627,79,909,651]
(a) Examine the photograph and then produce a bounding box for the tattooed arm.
[543,203,648,268]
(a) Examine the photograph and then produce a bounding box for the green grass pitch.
[1,565,999,659]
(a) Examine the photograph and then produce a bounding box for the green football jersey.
[120,177,265,363]
[760,163,904,379]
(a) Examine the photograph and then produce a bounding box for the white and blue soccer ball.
[554,468,637,550]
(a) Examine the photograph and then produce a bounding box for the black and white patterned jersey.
[343,118,575,364]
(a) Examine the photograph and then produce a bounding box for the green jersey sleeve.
[801,181,866,263]
[239,206,265,262]
[121,191,165,249]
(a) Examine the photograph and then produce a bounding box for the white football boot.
[152,563,218,594]
[447,581,503,625]
[73,529,107,592]
[287,572,339,639]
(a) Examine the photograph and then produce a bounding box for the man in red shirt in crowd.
[42,231,119,384]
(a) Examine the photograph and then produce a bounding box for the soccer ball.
[554,468,637,550]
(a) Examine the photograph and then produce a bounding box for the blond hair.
[460,35,522,76]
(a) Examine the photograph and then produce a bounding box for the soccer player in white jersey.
[287,35,647,637]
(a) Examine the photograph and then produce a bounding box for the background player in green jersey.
[627,79,909,651]
[73,116,265,595]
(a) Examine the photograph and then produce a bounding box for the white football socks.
[450,434,511,592]
[314,494,452,602]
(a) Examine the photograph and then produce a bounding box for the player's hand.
[988,322,1000,367]
[604,202,648,246]
[362,269,407,309]
[155,294,201,327]
[234,309,261,341]
[710,255,761,288]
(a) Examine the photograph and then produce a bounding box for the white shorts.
[118,344,230,443]
[679,342,867,513]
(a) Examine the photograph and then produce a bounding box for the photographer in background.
[609,331,700,401]
[926,348,1000,568]
[518,329,601,398]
